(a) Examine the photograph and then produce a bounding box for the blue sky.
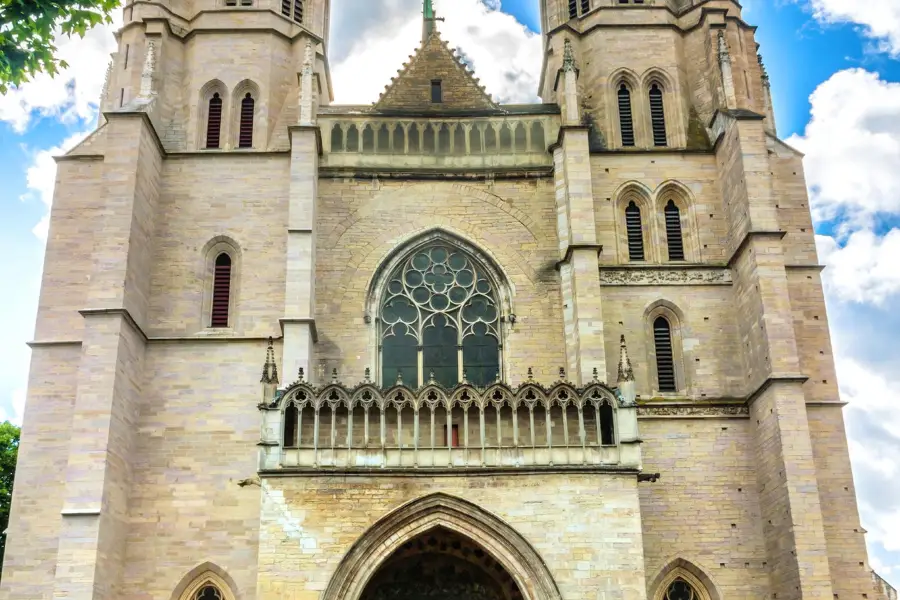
[1,0,899,589]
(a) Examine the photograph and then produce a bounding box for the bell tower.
[100,0,333,152]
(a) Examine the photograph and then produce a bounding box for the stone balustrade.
[317,109,560,170]
[258,376,641,471]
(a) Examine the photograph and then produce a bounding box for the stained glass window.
[380,245,501,387]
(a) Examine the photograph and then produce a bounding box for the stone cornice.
[259,465,641,477]
[316,167,554,180]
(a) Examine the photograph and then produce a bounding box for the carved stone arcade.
[258,374,641,471]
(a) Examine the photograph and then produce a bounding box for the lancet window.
[195,586,223,600]
[380,245,501,388]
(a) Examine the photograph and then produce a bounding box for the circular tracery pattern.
[380,245,501,388]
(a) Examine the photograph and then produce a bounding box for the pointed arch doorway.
[361,527,523,600]
[322,494,562,600]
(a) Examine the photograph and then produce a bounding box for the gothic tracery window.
[380,245,501,388]
[195,585,224,600]
[665,578,698,600]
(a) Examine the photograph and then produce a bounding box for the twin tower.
[0,1,887,600]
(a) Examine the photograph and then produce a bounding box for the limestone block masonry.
[0,0,888,599]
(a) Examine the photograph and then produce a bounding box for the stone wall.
[314,178,566,385]
[256,474,647,600]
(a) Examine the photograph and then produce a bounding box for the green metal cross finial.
[423,0,436,41]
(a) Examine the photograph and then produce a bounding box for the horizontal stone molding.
[637,404,749,418]
[599,267,733,286]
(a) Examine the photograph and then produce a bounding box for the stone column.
[52,112,161,599]
[713,111,834,600]
[553,41,606,385]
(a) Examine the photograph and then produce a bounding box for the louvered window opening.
[239,93,254,148]
[649,84,667,146]
[665,200,685,260]
[581,0,590,13]
[625,201,645,261]
[206,93,222,149]
[211,253,232,328]
[618,84,635,147]
[654,317,676,392]
[282,0,302,23]
[568,0,578,18]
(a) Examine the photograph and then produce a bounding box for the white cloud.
[0,388,26,426]
[816,229,900,306]
[330,0,542,105]
[837,355,900,559]
[786,69,900,229]
[0,19,118,133]
[805,0,900,56]
[21,130,92,241]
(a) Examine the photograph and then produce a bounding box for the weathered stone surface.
[0,0,882,599]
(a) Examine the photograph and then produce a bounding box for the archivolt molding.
[321,493,564,600]
[170,563,239,600]
[648,558,720,600]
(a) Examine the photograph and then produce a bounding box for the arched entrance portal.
[322,493,562,600]
[361,528,524,600]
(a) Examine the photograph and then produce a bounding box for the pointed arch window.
[618,84,635,147]
[380,245,501,388]
[654,317,676,392]
[211,253,232,328]
[196,586,224,600]
[206,93,223,149]
[238,93,254,148]
[664,200,685,260]
[625,201,645,261]
[649,83,667,146]
[665,579,699,600]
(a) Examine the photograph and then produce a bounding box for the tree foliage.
[0,421,20,579]
[0,0,118,93]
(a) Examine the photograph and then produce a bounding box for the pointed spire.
[260,337,279,385]
[617,335,634,383]
[423,0,436,42]
[260,337,279,404]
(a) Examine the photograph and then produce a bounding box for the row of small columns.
[328,121,548,155]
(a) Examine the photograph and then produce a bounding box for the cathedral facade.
[1,0,889,599]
